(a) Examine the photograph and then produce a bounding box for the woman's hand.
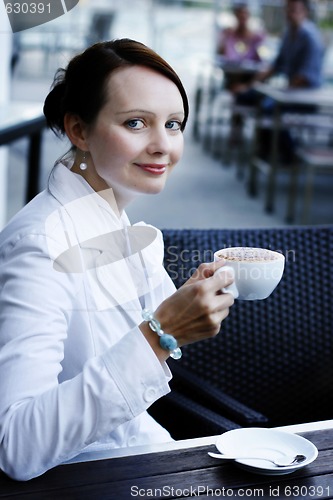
[153,260,234,348]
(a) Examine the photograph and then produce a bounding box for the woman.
[0,39,234,480]
[217,2,266,92]
[216,3,266,143]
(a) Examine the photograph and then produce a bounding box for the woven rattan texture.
[162,226,333,427]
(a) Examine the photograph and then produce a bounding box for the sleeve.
[0,233,171,481]
[294,31,323,86]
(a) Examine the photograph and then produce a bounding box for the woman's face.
[235,7,250,28]
[82,65,185,210]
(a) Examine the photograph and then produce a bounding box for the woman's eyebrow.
[116,109,184,117]
[116,109,155,115]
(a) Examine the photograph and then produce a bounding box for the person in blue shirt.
[229,0,324,153]
[259,0,324,89]
[246,0,325,162]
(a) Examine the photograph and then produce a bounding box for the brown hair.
[43,38,189,136]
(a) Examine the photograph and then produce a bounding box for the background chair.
[192,60,256,176]
[149,226,333,439]
[149,356,268,440]
[294,145,333,224]
[248,109,333,223]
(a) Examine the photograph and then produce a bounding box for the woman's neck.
[71,161,124,216]
[234,25,249,38]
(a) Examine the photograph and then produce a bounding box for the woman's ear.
[64,113,89,150]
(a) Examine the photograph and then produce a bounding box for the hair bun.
[43,69,67,136]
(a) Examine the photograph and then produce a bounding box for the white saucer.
[215,428,318,475]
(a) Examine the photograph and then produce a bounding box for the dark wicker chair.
[148,226,333,439]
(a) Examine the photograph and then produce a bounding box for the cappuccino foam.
[218,247,281,262]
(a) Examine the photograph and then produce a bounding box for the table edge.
[65,419,333,464]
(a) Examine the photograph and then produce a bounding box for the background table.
[249,84,333,220]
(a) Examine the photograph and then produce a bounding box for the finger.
[211,289,235,312]
[189,262,216,281]
[190,290,234,331]
[188,260,227,283]
[209,308,231,332]
[197,266,235,294]
[195,307,232,339]
[207,296,234,330]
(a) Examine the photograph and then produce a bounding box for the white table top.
[215,57,268,74]
[254,83,333,108]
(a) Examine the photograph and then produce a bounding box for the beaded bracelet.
[142,309,182,360]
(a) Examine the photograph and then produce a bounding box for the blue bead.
[141,310,181,360]
[159,334,178,352]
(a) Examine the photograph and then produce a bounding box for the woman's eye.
[126,119,145,130]
[166,120,182,131]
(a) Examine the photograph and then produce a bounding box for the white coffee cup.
[214,247,285,300]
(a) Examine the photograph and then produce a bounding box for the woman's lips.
[135,163,167,175]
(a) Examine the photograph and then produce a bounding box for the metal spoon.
[208,452,306,467]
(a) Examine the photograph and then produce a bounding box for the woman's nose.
[147,127,171,155]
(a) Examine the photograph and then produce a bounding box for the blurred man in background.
[258,0,324,89]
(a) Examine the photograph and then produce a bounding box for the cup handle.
[216,266,239,299]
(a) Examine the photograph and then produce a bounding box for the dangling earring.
[79,151,88,171]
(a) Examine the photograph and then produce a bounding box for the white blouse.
[0,163,176,480]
